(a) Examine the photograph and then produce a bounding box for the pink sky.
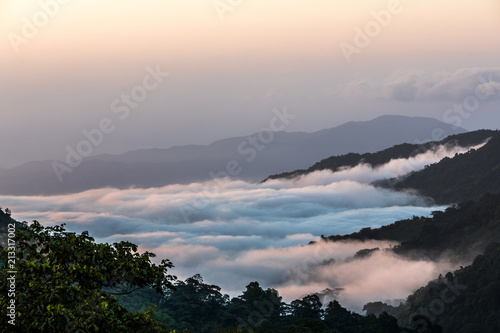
[1,0,499,167]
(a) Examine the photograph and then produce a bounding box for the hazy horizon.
[1,1,500,168]
[0,113,470,169]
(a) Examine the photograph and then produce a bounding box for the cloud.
[1,142,481,310]
[265,141,486,187]
[277,247,457,311]
[142,239,459,312]
[340,68,500,102]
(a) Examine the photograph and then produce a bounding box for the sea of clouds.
[1,142,484,311]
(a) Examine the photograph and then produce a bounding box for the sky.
[1,142,484,310]
[1,0,500,168]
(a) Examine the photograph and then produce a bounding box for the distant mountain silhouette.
[0,115,466,195]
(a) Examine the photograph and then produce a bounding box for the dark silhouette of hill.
[263,129,497,183]
[323,191,500,262]
[324,191,500,331]
[0,115,466,195]
[365,241,500,333]
[389,132,500,204]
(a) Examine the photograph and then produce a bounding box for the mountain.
[89,115,467,165]
[0,115,466,195]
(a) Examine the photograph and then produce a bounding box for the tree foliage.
[117,278,409,333]
[0,220,176,332]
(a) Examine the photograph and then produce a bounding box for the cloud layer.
[340,68,500,102]
[1,143,480,310]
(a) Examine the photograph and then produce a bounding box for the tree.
[224,281,284,332]
[324,299,356,330]
[445,271,454,283]
[0,221,176,332]
[290,294,323,320]
[411,315,443,333]
[161,274,229,332]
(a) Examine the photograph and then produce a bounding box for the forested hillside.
[117,275,417,333]
[323,191,500,332]
[323,192,500,261]
[365,242,500,333]
[263,130,497,183]
[391,134,500,204]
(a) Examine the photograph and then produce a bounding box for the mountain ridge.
[263,129,496,183]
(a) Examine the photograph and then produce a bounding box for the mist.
[265,141,487,187]
[0,142,481,310]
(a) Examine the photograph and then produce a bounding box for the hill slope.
[323,191,500,262]
[325,191,500,332]
[390,133,500,204]
[264,129,496,182]
[365,242,500,333]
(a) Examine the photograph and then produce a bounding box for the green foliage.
[290,294,323,320]
[162,274,230,332]
[118,278,407,333]
[0,207,18,248]
[0,220,176,332]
